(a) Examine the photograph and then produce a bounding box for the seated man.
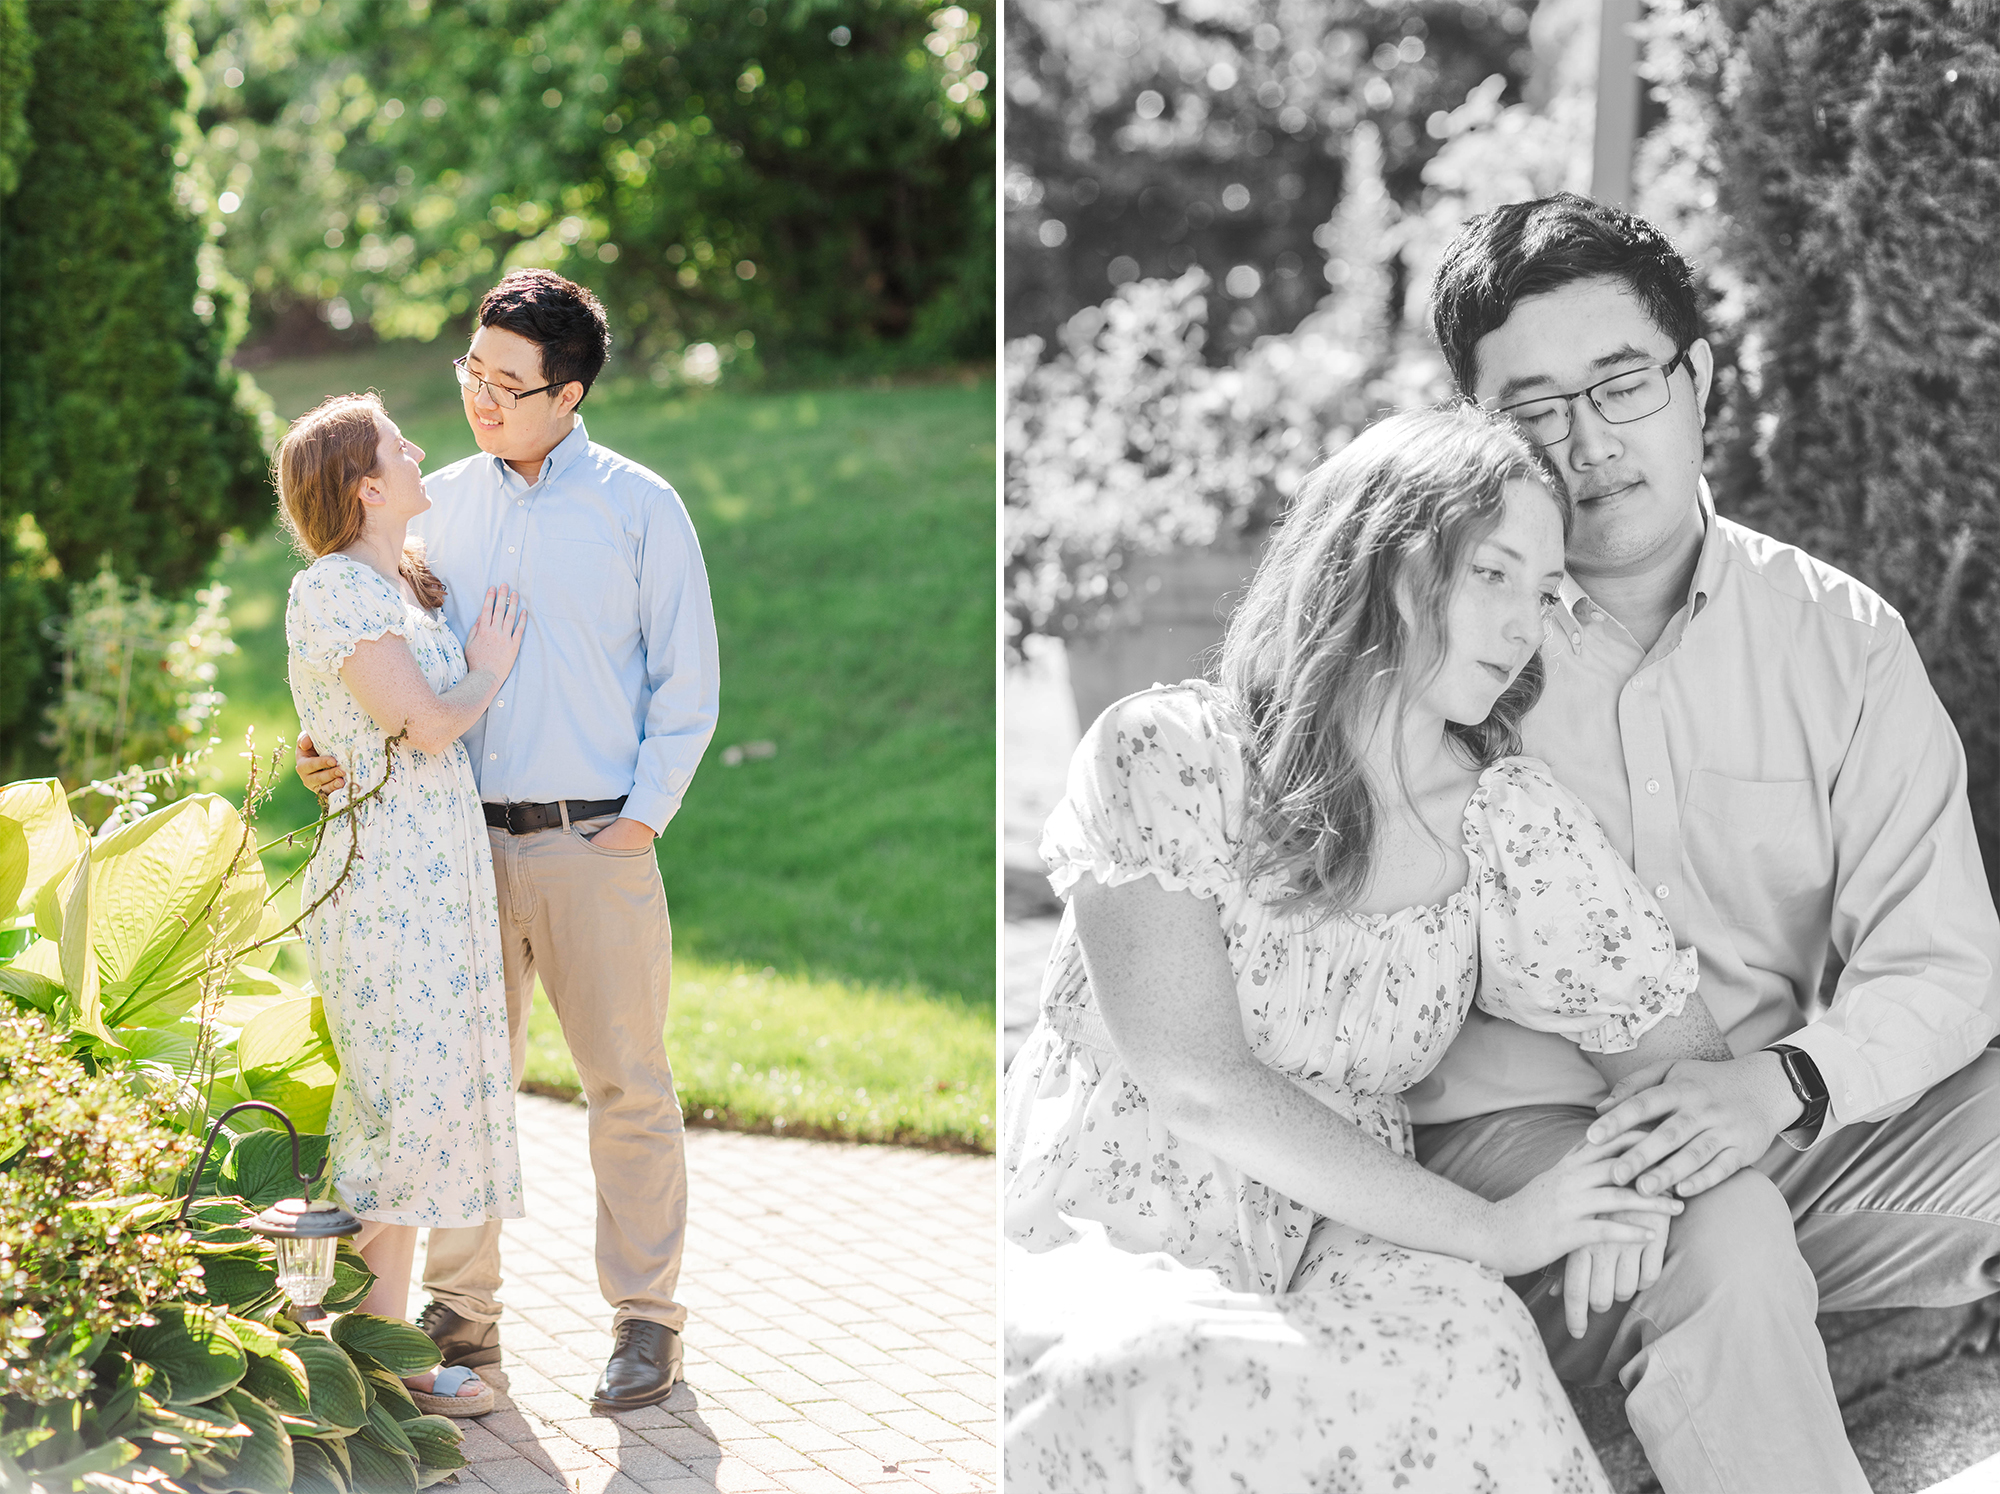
[1406,192,2000,1494]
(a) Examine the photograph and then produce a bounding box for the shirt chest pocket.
[1680,771,1830,926]
[532,536,637,626]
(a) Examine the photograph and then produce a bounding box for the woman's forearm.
[340,636,504,755]
[426,666,501,746]
[1145,1055,1506,1269]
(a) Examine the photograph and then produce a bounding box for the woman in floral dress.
[1004,405,1728,1491]
[279,393,525,1416]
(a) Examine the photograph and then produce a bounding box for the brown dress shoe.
[416,1300,502,1369]
[591,1320,684,1411]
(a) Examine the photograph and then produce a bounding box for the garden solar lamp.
[178,1100,361,1324]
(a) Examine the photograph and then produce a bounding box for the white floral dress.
[286,556,523,1229]
[1004,684,1698,1494]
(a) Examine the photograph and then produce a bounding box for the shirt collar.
[488,416,590,489]
[1555,475,1722,627]
[1686,475,1724,615]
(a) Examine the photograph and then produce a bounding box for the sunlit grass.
[520,959,994,1152]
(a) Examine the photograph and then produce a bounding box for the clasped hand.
[1587,1051,1800,1200]
[1550,1053,1802,1337]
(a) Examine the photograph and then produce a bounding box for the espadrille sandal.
[405,1363,494,1418]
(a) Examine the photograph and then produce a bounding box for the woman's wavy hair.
[1218,402,1570,911]
[274,392,445,609]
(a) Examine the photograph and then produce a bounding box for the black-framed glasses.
[1498,347,1692,445]
[453,355,567,410]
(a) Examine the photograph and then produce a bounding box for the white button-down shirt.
[410,418,720,834]
[1408,490,2000,1141]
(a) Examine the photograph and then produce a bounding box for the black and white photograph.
[1001,2,2000,1490]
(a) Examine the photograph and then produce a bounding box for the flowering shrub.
[0,1014,201,1407]
[1004,129,1453,654]
[40,570,235,817]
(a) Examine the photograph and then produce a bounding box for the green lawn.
[205,349,997,1149]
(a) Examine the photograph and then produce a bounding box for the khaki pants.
[1414,1049,2000,1494]
[422,813,688,1332]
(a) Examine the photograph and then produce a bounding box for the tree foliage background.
[0,0,993,774]
[191,0,993,376]
[1005,0,1538,363]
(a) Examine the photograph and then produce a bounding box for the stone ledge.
[1575,1297,2000,1493]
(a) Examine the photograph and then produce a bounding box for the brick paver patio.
[403,1092,997,1494]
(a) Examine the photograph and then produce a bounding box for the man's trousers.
[1416,1049,2000,1494]
[423,813,688,1333]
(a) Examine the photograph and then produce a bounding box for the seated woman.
[1004,403,1728,1493]
[278,393,527,1417]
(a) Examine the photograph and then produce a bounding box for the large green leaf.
[358,1399,418,1459]
[199,1387,293,1494]
[343,1434,416,1494]
[224,1315,290,1363]
[0,779,89,920]
[236,1346,311,1426]
[118,1306,247,1411]
[235,996,333,1074]
[115,1017,205,1076]
[232,995,339,1133]
[328,1315,439,1378]
[0,816,26,918]
[17,1435,138,1486]
[0,960,64,1015]
[90,794,268,1031]
[287,1336,367,1437]
[321,1245,375,1314]
[37,849,107,1044]
[289,1437,349,1494]
[220,1127,330,1210]
[400,1415,467,1474]
[348,1357,417,1420]
[235,1069,336,1136]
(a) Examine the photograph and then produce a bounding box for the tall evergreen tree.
[0,0,268,763]
[1651,0,2000,885]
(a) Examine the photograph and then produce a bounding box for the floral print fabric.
[1469,761,1698,1052]
[1004,683,1692,1492]
[286,555,523,1229]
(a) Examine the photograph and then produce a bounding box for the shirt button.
[496,700,504,707]
[489,753,497,760]
[507,546,515,553]
[1646,779,1660,794]
[1654,883,1670,899]
[517,500,525,507]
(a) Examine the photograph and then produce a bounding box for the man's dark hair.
[476,269,612,409]
[1430,192,1701,394]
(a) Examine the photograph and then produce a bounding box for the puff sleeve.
[1470,759,1698,1054]
[285,559,410,676]
[1039,686,1242,905]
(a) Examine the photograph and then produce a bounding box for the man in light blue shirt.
[301,268,718,1410]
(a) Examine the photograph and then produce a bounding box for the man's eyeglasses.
[1498,347,1693,445]
[453,356,566,410]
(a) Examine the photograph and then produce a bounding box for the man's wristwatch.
[1767,1044,1829,1133]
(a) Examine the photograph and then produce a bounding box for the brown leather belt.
[482,797,627,835]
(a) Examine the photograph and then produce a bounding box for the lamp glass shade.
[273,1233,340,1307]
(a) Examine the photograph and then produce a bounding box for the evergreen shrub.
[0,0,270,765]
[1648,0,2000,885]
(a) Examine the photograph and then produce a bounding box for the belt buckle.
[504,802,529,836]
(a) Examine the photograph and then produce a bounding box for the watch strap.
[1769,1044,1828,1132]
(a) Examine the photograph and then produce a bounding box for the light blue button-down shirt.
[408,418,720,834]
